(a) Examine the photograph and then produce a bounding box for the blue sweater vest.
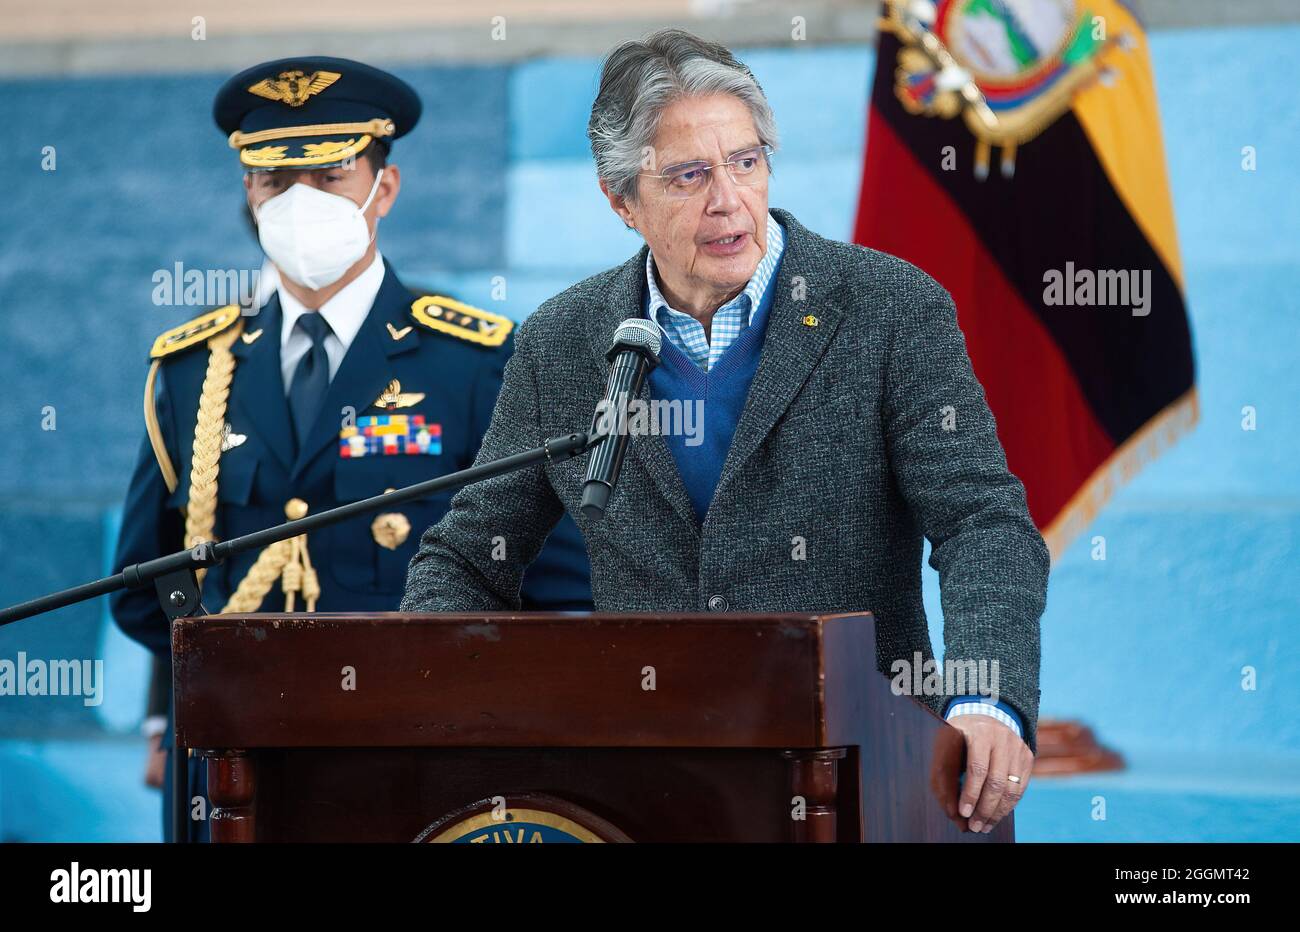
[646,283,778,523]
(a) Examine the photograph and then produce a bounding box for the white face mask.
[255,169,384,290]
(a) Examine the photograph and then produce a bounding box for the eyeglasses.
[640,145,773,199]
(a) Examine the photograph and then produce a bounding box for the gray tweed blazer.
[401,208,1050,750]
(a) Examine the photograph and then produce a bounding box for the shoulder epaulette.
[410,295,513,348]
[149,305,242,360]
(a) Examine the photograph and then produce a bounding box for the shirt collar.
[278,251,386,351]
[646,212,785,329]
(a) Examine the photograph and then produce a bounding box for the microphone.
[581,318,662,520]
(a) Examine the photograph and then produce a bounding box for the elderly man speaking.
[402,29,1049,835]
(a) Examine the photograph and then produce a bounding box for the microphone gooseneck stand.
[0,429,597,843]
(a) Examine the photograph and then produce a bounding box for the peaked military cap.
[213,56,421,171]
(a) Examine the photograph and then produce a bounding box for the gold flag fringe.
[1042,386,1199,562]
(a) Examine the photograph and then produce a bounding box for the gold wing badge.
[247,70,341,107]
[373,379,425,411]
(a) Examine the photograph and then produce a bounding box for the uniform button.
[706,595,729,612]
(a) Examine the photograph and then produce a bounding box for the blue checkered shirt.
[646,213,785,372]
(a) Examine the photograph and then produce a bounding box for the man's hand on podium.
[949,715,1034,833]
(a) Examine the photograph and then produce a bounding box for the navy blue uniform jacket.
[113,261,591,651]
[111,262,592,839]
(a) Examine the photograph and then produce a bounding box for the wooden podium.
[173,612,1011,843]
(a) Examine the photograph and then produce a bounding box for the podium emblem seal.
[414,793,632,843]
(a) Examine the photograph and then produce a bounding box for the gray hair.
[587,29,780,201]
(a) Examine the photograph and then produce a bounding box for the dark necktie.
[288,312,332,452]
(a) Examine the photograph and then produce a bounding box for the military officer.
[110,57,592,841]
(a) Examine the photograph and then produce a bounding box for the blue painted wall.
[1,23,1297,841]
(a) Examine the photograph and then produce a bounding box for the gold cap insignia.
[247,70,341,107]
[410,296,513,348]
[243,145,287,163]
[302,138,358,161]
[373,379,425,411]
[803,314,819,327]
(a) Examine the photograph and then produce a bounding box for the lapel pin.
[387,322,413,341]
[241,328,264,344]
[803,315,819,327]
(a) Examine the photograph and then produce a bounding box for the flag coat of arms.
[855,0,1196,559]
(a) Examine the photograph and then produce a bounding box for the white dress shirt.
[277,251,385,394]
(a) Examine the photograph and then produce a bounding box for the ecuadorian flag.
[855,0,1196,560]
